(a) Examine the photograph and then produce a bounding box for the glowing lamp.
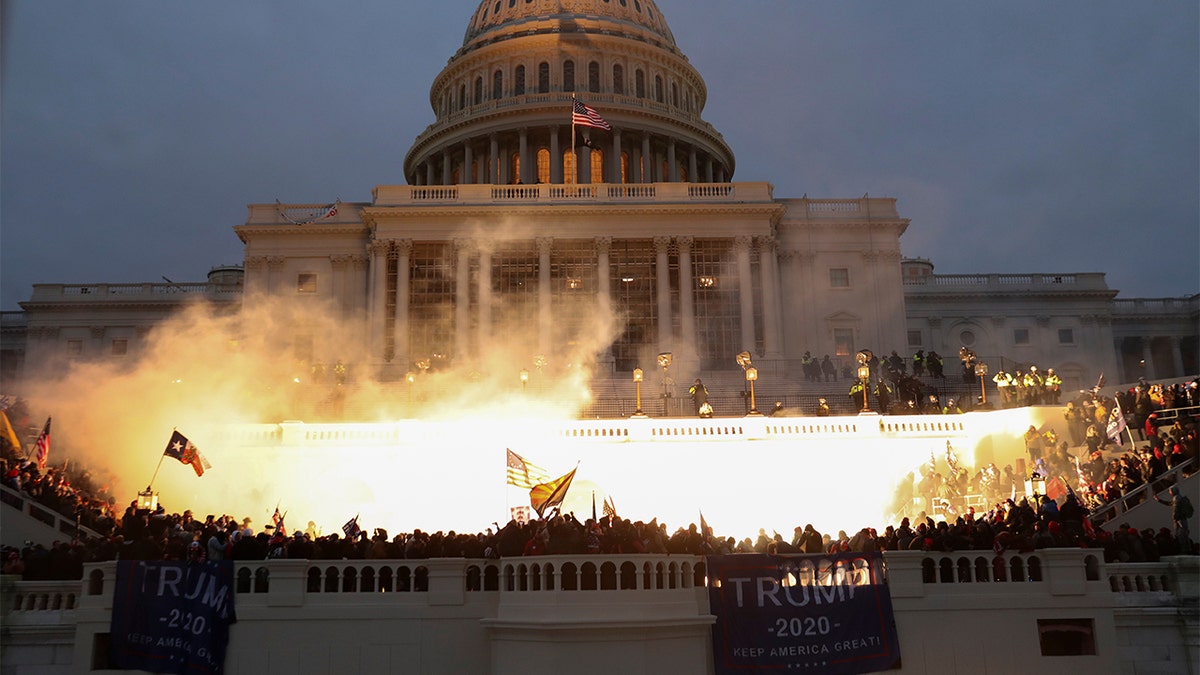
[857,365,871,412]
[975,362,989,405]
[632,367,646,417]
[137,488,158,513]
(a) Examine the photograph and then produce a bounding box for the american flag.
[342,514,361,539]
[506,449,551,489]
[272,506,287,536]
[572,99,611,130]
[34,417,50,470]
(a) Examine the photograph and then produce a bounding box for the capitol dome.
[404,0,734,186]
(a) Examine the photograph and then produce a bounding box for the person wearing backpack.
[1155,486,1194,554]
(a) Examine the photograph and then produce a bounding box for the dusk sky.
[3,0,1197,311]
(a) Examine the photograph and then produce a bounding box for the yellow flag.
[0,410,22,451]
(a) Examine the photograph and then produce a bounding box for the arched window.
[612,64,624,95]
[538,62,550,93]
[671,82,678,107]
[474,76,483,105]
[562,149,577,184]
[679,163,687,182]
[588,61,601,93]
[536,148,551,184]
[620,151,630,183]
[514,65,526,95]
[492,70,503,99]
[654,75,663,103]
[459,84,467,110]
[590,148,604,183]
[563,59,575,92]
[661,159,668,182]
[510,153,521,183]
[635,69,645,98]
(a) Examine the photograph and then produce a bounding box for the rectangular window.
[829,268,850,288]
[1037,618,1096,656]
[297,273,317,293]
[1014,328,1030,345]
[1058,328,1074,344]
[834,328,854,357]
[66,339,83,356]
[111,339,128,356]
[907,330,922,347]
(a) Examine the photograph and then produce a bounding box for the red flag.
[33,417,51,470]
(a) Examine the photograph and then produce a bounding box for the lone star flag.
[163,430,211,477]
[506,449,551,489]
[530,466,578,518]
[572,99,611,130]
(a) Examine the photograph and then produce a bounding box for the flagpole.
[147,427,174,491]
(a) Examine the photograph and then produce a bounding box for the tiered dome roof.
[463,0,676,51]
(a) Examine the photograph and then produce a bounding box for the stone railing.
[1111,295,1200,316]
[903,273,1109,290]
[26,282,241,303]
[368,181,772,207]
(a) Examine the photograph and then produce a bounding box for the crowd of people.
[2,376,1196,582]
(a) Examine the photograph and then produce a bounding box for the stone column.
[477,240,493,355]
[519,128,530,183]
[654,236,673,352]
[611,129,622,184]
[454,239,471,363]
[704,157,714,183]
[393,239,412,368]
[1169,336,1185,378]
[368,240,391,362]
[330,254,350,320]
[758,237,783,359]
[688,146,698,183]
[425,162,434,186]
[442,148,452,185]
[677,236,696,366]
[580,139,592,184]
[549,127,562,184]
[734,236,756,354]
[641,134,651,184]
[537,237,554,355]
[463,143,474,184]
[596,237,614,366]
[489,134,499,184]
[266,256,286,295]
[667,139,678,182]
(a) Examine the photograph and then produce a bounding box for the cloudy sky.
[3,0,1197,311]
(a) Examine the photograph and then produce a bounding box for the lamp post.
[745,366,760,415]
[520,368,529,393]
[632,367,646,417]
[857,365,871,413]
[975,362,989,406]
[657,352,672,414]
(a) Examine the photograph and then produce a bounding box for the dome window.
[514,65,526,96]
[538,62,550,94]
[563,60,576,93]
[493,70,503,99]
[588,61,601,93]
[613,65,624,95]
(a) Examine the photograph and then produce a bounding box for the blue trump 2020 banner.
[708,551,900,675]
[110,560,237,675]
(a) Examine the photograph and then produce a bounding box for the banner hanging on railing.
[707,551,901,675]
[110,560,237,675]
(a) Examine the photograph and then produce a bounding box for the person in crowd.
[821,354,837,382]
[688,378,710,417]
